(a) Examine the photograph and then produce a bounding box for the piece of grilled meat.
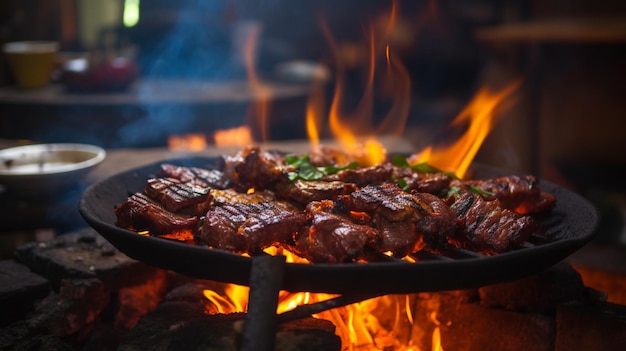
[221,146,292,193]
[445,186,539,254]
[293,200,379,263]
[158,164,231,190]
[114,193,199,236]
[198,195,306,254]
[144,177,212,215]
[274,179,358,206]
[336,183,456,257]
[392,168,453,195]
[459,176,556,215]
[321,164,393,187]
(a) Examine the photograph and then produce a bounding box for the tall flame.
[306,0,412,167]
[243,23,271,142]
[412,79,522,178]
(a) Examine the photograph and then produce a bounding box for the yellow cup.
[3,41,59,88]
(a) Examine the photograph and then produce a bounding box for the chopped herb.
[286,154,359,181]
[446,186,461,197]
[391,154,411,168]
[391,155,459,179]
[469,185,495,197]
[445,185,495,197]
[396,178,409,191]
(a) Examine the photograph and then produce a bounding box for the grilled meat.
[446,186,539,254]
[158,164,231,190]
[338,183,434,222]
[198,197,306,254]
[144,178,212,215]
[321,164,393,187]
[459,176,556,215]
[337,183,456,256]
[221,146,291,192]
[515,192,557,216]
[294,200,379,263]
[114,193,199,236]
[210,188,278,206]
[396,171,453,195]
[275,180,358,205]
[374,217,424,257]
[115,147,557,259]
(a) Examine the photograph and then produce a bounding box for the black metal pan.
[79,157,598,294]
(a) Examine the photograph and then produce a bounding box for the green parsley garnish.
[390,155,458,179]
[396,178,410,191]
[468,185,495,197]
[286,154,359,181]
[445,185,495,198]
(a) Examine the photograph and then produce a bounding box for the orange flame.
[213,126,255,147]
[306,1,411,167]
[167,133,208,152]
[305,76,326,153]
[412,79,522,178]
[199,250,449,350]
[243,23,271,142]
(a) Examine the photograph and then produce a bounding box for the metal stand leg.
[240,255,286,351]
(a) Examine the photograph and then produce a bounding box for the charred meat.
[221,146,291,192]
[445,186,539,254]
[144,177,212,215]
[199,198,306,254]
[114,147,557,261]
[275,180,358,205]
[294,200,379,263]
[158,163,231,190]
[337,183,456,256]
[460,176,556,215]
[114,193,199,236]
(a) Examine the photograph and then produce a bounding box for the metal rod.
[239,255,286,351]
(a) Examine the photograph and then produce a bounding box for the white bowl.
[0,143,106,196]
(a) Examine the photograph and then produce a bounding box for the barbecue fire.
[121,2,541,350]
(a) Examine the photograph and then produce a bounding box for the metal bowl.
[0,143,106,196]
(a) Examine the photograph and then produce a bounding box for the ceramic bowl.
[0,143,106,196]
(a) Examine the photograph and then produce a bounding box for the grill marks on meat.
[158,164,231,189]
[446,187,539,254]
[144,178,211,215]
[338,183,431,222]
[337,183,456,257]
[199,199,306,254]
[114,146,556,260]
